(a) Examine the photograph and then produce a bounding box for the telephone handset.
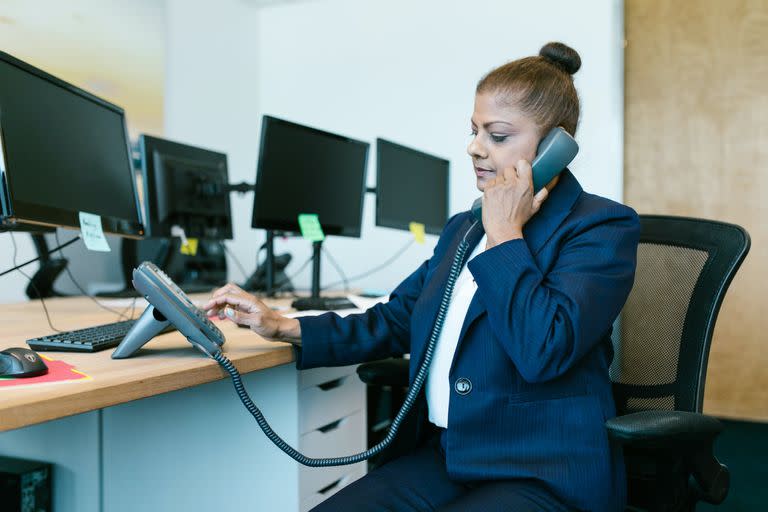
[470,126,579,223]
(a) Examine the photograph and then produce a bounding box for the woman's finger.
[211,283,238,299]
[223,306,252,326]
[515,159,533,188]
[532,186,550,211]
[203,293,256,313]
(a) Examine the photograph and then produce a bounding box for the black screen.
[140,135,232,240]
[0,51,142,236]
[376,139,449,235]
[251,116,369,237]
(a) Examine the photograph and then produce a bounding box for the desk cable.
[0,234,80,277]
[7,231,63,332]
[53,232,136,321]
[322,238,415,292]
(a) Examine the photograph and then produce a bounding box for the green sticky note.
[298,214,325,242]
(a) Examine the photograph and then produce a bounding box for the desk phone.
[112,262,224,359]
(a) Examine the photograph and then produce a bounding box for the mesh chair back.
[610,215,749,415]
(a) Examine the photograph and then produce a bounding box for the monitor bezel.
[0,50,144,238]
[139,134,233,240]
[251,115,370,238]
[375,138,450,236]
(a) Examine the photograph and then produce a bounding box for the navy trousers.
[310,435,572,511]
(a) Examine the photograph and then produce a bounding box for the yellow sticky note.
[180,238,199,256]
[409,222,426,244]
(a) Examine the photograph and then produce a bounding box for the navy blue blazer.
[296,169,640,511]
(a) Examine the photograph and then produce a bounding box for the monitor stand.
[26,234,68,299]
[291,240,355,311]
[244,230,295,296]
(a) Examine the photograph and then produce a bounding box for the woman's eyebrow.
[484,121,514,128]
[470,119,515,129]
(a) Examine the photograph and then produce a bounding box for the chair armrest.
[606,410,723,445]
[607,411,729,504]
[356,358,409,387]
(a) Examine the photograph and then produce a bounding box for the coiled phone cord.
[213,222,479,467]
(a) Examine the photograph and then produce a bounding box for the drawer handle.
[317,475,350,494]
[317,418,344,433]
[317,478,343,495]
[317,377,346,391]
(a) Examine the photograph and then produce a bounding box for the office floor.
[698,419,768,511]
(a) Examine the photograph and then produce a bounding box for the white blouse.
[425,234,487,428]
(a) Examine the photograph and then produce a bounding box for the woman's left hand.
[481,159,549,248]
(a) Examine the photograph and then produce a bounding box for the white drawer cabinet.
[299,411,366,496]
[300,466,367,512]
[298,365,367,509]
[0,363,369,512]
[299,373,365,434]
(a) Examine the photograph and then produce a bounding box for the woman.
[205,42,639,511]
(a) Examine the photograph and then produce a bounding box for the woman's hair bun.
[539,42,581,75]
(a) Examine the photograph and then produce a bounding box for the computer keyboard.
[26,319,176,353]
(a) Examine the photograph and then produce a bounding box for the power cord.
[213,221,479,467]
[9,232,63,333]
[0,234,80,277]
[54,232,133,321]
[321,247,350,292]
[221,243,250,281]
[270,255,314,296]
[322,239,415,291]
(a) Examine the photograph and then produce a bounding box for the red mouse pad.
[0,355,91,388]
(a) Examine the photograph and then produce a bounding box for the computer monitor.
[251,116,369,237]
[376,138,449,236]
[0,50,143,237]
[139,134,232,240]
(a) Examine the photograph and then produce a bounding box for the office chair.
[357,215,750,511]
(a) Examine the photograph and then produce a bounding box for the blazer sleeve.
[467,205,640,383]
[294,214,464,370]
[294,260,428,369]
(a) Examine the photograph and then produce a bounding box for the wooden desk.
[0,295,295,432]
[0,295,367,512]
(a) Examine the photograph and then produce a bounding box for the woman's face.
[467,91,542,192]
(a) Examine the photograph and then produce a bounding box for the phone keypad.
[140,262,224,344]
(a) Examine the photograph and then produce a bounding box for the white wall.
[249,0,625,292]
[163,0,264,287]
[0,234,36,304]
[1,0,624,304]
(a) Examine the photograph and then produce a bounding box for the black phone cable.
[213,221,479,467]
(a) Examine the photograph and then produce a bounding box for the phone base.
[112,305,171,359]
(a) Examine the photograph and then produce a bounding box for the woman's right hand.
[203,283,301,344]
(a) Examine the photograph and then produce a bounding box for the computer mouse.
[0,347,49,378]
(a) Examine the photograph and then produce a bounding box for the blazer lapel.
[409,215,484,370]
[455,169,584,350]
[520,168,582,257]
